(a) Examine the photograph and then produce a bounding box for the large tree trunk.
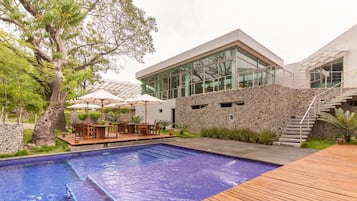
[55,110,67,132]
[32,65,66,146]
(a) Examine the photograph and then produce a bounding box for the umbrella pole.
[101,99,104,123]
[118,106,121,122]
[145,102,147,124]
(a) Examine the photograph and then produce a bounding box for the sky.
[101,0,357,83]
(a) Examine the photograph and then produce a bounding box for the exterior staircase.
[274,88,357,147]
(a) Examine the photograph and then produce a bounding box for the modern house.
[135,24,357,146]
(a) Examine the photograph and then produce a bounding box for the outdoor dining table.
[88,124,110,139]
[137,124,154,136]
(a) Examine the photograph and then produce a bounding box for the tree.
[320,108,357,142]
[0,0,157,145]
[0,29,46,124]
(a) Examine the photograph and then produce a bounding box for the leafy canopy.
[320,108,357,142]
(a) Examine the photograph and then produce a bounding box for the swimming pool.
[0,144,278,201]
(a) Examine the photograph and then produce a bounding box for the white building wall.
[134,99,176,126]
[343,50,357,88]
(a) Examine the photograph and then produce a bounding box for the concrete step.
[279,138,307,143]
[282,131,310,135]
[287,119,316,123]
[280,134,308,139]
[284,124,313,128]
[273,141,302,147]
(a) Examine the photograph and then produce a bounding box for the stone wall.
[0,124,23,154]
[176,85,341,134]
[310,98,357,138]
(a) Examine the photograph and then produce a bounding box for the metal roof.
[86,80,141,100]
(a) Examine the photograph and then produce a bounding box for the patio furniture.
[153,122,160,134]
[138,123,153,136]
[87,124,97,138]
[107,123,119,138]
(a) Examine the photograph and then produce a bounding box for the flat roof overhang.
[136,29,284,80]
[297,48,349,71]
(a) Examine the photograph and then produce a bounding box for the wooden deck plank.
[204,145,357,200]
[58,133,173,146]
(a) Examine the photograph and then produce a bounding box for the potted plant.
[131,115,143,124]
[90,112,101,123]
[175,123,190,135]
[159,120,170,131]
[78,113,88,122]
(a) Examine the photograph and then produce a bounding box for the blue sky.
[102,0,357,83]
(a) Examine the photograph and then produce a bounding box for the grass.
[0,129,70,158]
[302,136,357,149]
[161,129,199,138]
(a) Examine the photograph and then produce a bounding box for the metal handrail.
[298,80,344,143]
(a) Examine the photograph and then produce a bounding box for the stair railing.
[299,80,344,143]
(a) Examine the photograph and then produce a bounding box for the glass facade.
[141,47,276,100]
[310,58,343,88]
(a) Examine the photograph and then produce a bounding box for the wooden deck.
[58,133,174,146]
[205,145,357,201]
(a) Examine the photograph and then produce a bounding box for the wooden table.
[137,124,153,136]
[89,124,109,139]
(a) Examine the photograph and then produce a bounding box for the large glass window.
[141,47,276,99]
[310,58,343,88]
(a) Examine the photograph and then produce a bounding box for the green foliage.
[200,127,276,145]
[131,115,143,124]
[23,129,33,144]
[89,112,101,122]
[258,130,277,145]
[320,108,357,142]
[77,113,88,121]
[159,120,171,127]
[105,110,119,122]
[0,0,157,144]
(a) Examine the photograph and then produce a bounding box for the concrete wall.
[0,124,23,154]
[175,85,340,134]
[134,99,176,126]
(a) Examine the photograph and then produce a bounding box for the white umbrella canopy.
[126,94,165,123]
[77,89,125,121]
[67,103,100,109]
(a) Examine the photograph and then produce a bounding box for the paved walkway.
[167,138,318,165]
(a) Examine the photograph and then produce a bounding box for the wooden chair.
[87,124,96,138]
[107,123,119,138]
[153,122,160,134]
[72,124,85,137]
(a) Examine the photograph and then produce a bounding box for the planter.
[337,138,344,145]
[62,133,66,137]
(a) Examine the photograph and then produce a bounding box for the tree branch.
[0,17,23,28]
[19,0,39,16]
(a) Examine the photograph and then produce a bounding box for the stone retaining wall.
[0,124,23,154]
[176,84,340,134]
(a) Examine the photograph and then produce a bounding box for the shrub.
[229,129,241,141]
[199,127,276,145]
[200,128,210,137]
[239,128,256,142]
[219,128,231,140]
[258,130,276,145]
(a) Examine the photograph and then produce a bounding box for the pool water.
[0,144,278,201]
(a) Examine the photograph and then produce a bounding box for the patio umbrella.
[126,94,165,123]
[77,89,124,122]
[67,103,100,110]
